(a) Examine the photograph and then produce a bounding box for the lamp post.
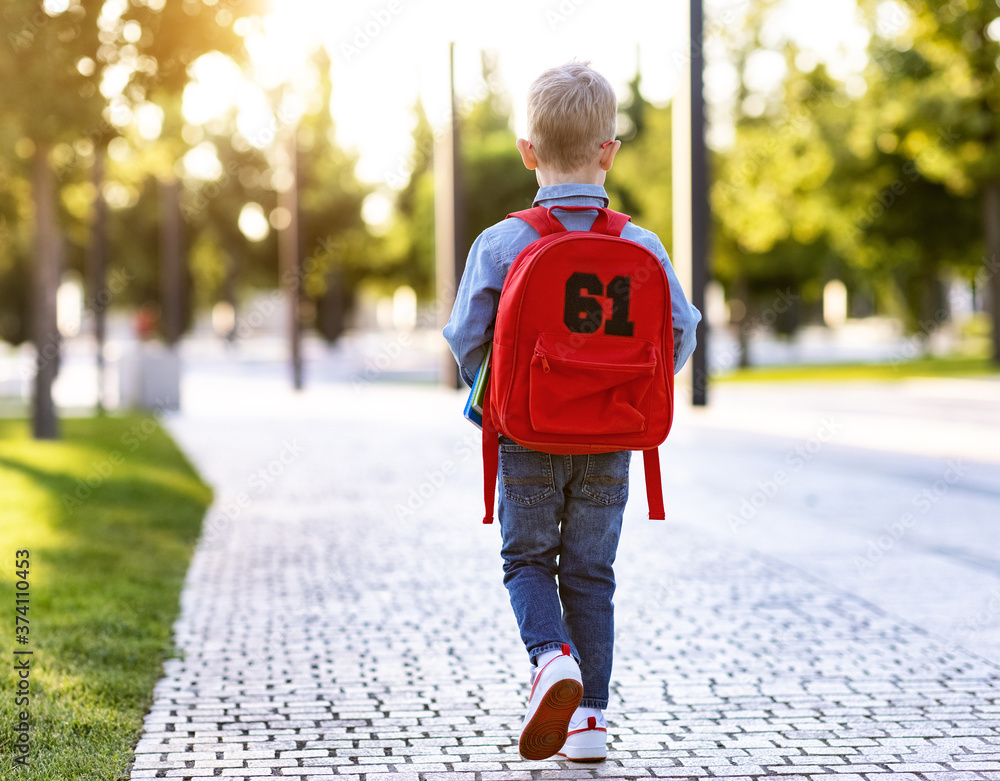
[672,0,710,406]
[436,42,466,389]
[278,120,303,391]
[89,147,108,414]
[271,78,308,392]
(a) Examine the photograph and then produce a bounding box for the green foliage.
[0,1,103,145]
[385,54,536,302]
[859,0,1000,193]
[0,414,212,780]
[604,69,673,245]
[0,5,377,346]
[706,0,998,342]
[461,131,537,243]
[458,54,537,256]
[5,2,997,353]
[378,99,437,298]
[0,176,31,343]
[381,59,676,304]
[296,50,373,340]
[0,0,260,345]
[847,0,996,329]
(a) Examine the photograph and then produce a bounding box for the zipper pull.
[537,353,550,373]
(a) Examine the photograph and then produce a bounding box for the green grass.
[714,355,999,383]
[0,415,212,780]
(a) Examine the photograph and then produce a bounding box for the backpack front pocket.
[529,332,657,436]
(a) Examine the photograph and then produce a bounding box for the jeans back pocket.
[499,440,556,506]
[581,450,630,506]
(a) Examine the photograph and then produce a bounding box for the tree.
[1,1,105,438]
[183,128,277,333]
[384,52,536,305]
[0,136,32,346]
[859,0,1000,362]
[834,68,981,334]
[606,70,673,254]
[381,98,436,299]
[706,0,985,366]
[460,53,538,241]
[708,1,833,363]
[0,0,261,437]
[295,48,372,343]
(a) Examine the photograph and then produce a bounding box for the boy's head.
[519,62,620,184]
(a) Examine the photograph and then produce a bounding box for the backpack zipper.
[534,349,655,373]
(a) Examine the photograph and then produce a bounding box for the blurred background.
[1,0,998,436]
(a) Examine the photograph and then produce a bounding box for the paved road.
[128,374,1000,780]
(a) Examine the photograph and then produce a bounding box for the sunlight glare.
[246,0,335,91]
[183,53,243,126]
[361,192,394,235]
[236,84,277,150]
[100,63,131,99]
[135,102,164,141]
[238,202,271,242]
[43,0,70,15]
[182,142,224,182]
[213,0,878,189]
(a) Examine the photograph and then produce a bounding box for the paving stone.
[862,775,927,781]
[916,774,989,781]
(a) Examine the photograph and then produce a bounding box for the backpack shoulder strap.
[506,207,562,237]
[603,209,632,237]
[509,206,632,238]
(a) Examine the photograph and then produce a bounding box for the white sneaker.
[518,644,583,760]
[556,709,608,761]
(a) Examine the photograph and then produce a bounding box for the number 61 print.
[563,272,635,336]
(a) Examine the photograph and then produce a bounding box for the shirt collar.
[532,183,610,209]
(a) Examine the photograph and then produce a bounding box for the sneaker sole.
[518,678,584,761]
[556,747,608,762]
[556,729,608,762]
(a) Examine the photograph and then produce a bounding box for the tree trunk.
[737,273,751,368]
[278,125,303,390]
[32,144,60,440]
[88,147,108,413]
[222,245,239,343]
[918,251,940,357]
[160,177,183,345]
[319,268,345,343]
[983,178,1000,365]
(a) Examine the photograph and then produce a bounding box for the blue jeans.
[498,437,630,710]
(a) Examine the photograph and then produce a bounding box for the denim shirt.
[443,183,702,387]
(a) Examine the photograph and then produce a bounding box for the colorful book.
[463,342,492,430]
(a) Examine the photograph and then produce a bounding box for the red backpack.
[481,204,674,523]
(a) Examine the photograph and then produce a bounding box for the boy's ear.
[516,138,537,170]
[599,139,621,172]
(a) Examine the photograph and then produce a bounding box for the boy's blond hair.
[526,62,617,173]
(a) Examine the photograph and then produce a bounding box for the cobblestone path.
[128,384,1000,780]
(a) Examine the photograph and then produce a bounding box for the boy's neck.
[535,167,607,187]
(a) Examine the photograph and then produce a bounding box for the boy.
[443,62,701,762]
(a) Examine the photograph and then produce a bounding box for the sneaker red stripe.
[566,726,607,737]
[528,646,574,700]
